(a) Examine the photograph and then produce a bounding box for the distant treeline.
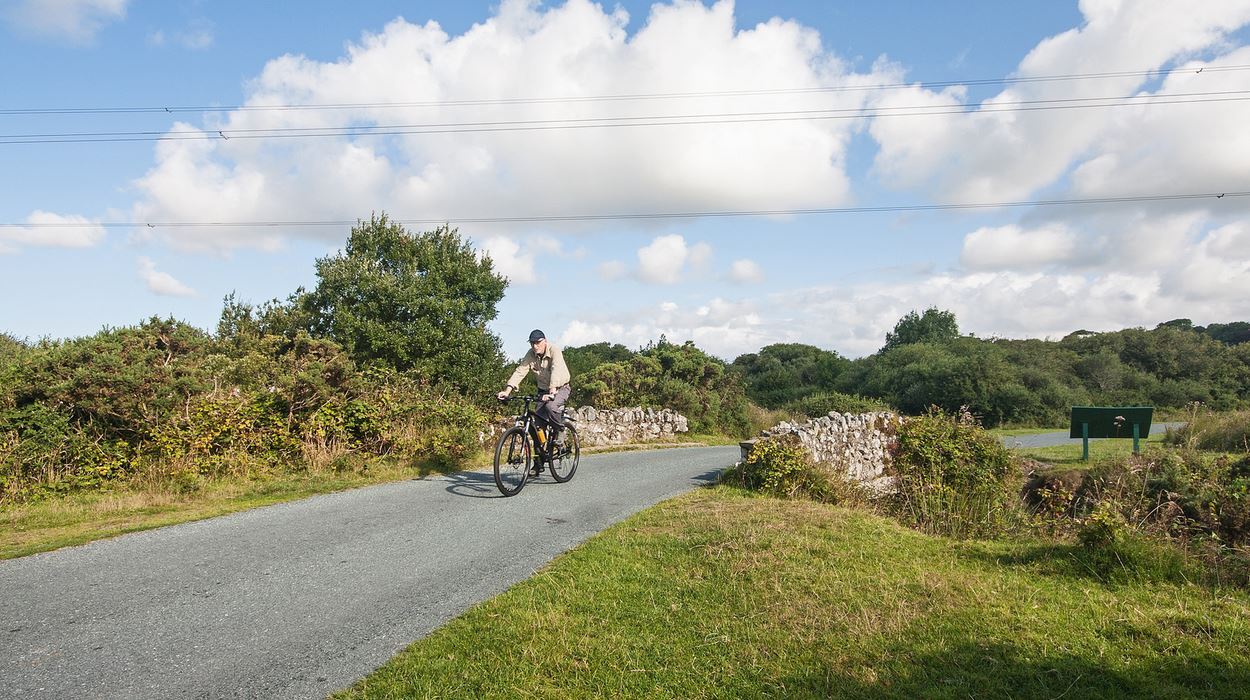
[3,216,1249,502]
[727,309,1250,427]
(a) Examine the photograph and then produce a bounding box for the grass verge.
[1008,431,1169,465]
[337,486,1250,700]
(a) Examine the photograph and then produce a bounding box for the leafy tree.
[582,338,751,435]
[563,342,634,404]
[305,215,507,393]
[1203,321,1250,345]
[731,343,849,408]
[882,307,960,352]
[1157,318,1195,332]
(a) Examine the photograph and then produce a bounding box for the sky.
[3,0,1250,361]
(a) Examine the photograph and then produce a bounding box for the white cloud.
[869,0,1250,202]
[476,234,585,284]
[477,235,536,284]
[637,234,691,284]
[688,242,712,269]
[1161,222,1250,301]
[148,19,214,49]
[177,21,213,50]
[560,298,771,359]
[960,223,1077,269]
[129,0,891,252]
[137,257,196,297]
[598,260,628,280]
[728,258,764,283]
[558,213,1250,359]
[0,211,105,252]
[5,0,129,43]
[630,234,714,284]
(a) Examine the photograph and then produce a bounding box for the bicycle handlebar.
[498,394,542,403]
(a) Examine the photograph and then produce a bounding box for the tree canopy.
[882,307,960,352]
[304,215,507,393]
[731,343,848,409]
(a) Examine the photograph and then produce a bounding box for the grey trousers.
[536,384,571,429]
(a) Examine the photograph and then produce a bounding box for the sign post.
[1069,407,1154,461]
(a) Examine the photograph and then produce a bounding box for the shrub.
[784,391,893,418]
[149,393,303,479]
[891,407,1018,538]
[1079,499,1129,548]
[410,396,488,471]
[728,434,861,504]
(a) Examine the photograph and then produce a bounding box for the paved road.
[0,446,739,699]
[1000,422,1184,448]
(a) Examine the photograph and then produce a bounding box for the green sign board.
[1069,406,1154,459]
[1068,406,1154,439]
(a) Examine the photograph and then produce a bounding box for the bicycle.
[494,395,580,497]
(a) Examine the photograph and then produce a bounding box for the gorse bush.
[728,434,862,505]
[783,391,893,418]
[580,337,752,437]
[891,407,1018,538]
[734,435,812,497]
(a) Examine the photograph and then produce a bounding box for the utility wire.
[4,90,1248,145]
[2,63,1248,116]
[4,192,1245,229]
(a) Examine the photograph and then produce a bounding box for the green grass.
[337,487,1250,700]
[1008,431,1170,465]
[989,426,1062,437]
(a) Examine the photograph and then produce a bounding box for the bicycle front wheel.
[494,427,531,496]
[549,425,579,483]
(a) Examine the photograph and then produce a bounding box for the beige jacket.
[506,343,570,392]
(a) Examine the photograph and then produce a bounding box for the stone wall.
[748,412,903,490]
[568,406,689,447]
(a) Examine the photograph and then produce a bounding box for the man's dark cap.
[528,329,546,343]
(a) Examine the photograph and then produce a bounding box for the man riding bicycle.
[497,329,571,446]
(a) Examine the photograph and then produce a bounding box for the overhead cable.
[3,191,1245,230]
[2,63,1247,116]
[3,90,1248,145]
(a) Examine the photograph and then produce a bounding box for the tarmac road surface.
[0,445,739,699]
[999,422,1184,449]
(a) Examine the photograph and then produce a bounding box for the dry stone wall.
[568,406,689,447]
[752,411,903,490]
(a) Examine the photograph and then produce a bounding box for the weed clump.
[726,434,865,506]
[890,407,1019,539]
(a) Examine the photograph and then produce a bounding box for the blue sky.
[3,0,1250,360]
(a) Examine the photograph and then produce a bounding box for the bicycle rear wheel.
[494,427,531,496]
[549,425,579,483]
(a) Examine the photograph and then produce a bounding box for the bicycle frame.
[495,394,579,496]
[505,395,553,462]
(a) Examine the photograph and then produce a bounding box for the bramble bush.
[783,391,893,418]
[727,434,864,505]
[891,407,1018,538]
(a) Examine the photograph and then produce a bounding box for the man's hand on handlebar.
[496,388,512,401]
[540,393,554,402]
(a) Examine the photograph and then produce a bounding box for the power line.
[4,90,1248,145]
[4,192,1245,229]
[2,63,1247,116]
